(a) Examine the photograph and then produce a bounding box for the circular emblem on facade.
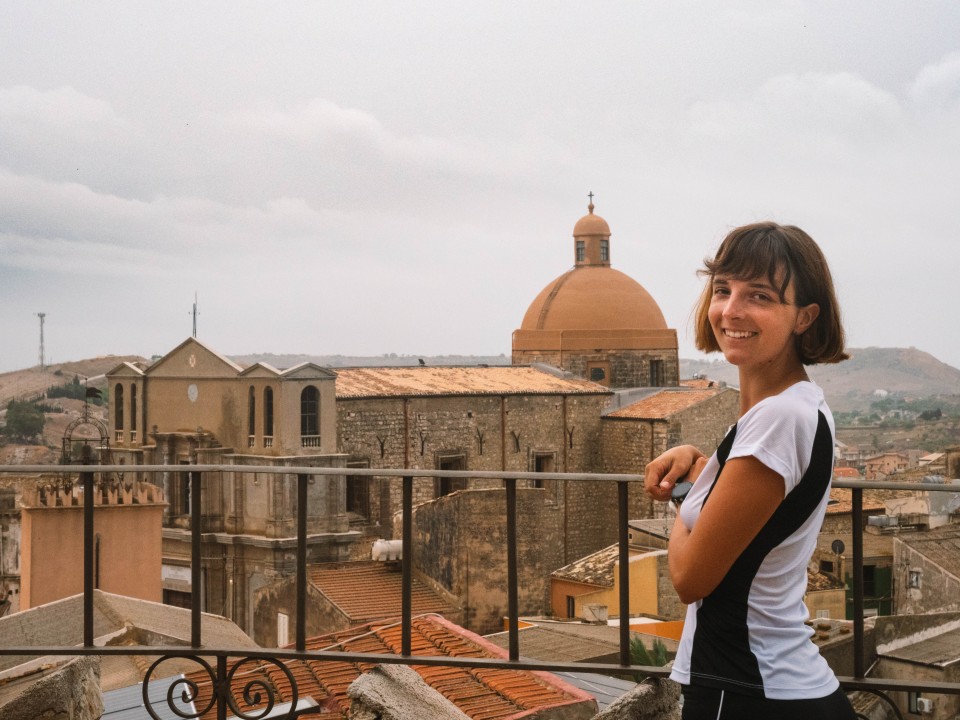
[189,353,197,368]
[187,384,199,402]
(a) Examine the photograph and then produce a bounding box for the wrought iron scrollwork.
[142,655,299,720]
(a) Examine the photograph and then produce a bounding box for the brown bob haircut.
[694,222,848,365]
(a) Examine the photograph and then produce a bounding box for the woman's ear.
[795,303,820,335]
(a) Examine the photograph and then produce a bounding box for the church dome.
[519,199,667,331]
[573,203,610,236]
[519,266,667,331]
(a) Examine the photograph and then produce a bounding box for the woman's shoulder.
[742,381,825,426]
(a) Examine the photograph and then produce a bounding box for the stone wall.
[893,538,960,615]
[0,656,102,720]
[338,392,611,564]
[412,488,564,635]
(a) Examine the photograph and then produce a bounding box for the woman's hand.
[644,445,707,502]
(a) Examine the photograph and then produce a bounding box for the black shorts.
[681,684,857,720]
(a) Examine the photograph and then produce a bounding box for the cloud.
[688,71,906,148]
[910,51,960,115]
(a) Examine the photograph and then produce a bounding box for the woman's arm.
[644,445,708,502]
[669,455,784,604]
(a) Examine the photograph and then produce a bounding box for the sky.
[2,2,960,374]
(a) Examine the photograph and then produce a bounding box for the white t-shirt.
[669,381,839,700]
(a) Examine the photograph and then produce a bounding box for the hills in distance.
[2,347,957,416]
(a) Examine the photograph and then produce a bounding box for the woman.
[644,222,856,719]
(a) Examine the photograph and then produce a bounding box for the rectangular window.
[820,560,834,574]
[649,359,664,386]
[600,239,609,262]
[863,565,876,597]
[575,240,585,262]
[436,453,467,497]
[566,595,575,618]
[908,569,922,589]
[347,460,371,518]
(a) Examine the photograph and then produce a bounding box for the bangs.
[705,224,795,302]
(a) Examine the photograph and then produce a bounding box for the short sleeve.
[726,394,817,494]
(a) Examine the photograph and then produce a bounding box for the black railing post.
[402,475,413,656]
[618,480,631,666]
[296,473,308,651]
[81,444,95,647]
[506,478,520,662]
[852,486,865,678]
[191,469,202,647]
[217,654,227,720]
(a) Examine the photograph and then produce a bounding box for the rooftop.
[309,560,458,623]
[893,524,960,578]
[186,615,597,719]
[605,388,725,420]
[334,366,608,399]
[551,544,657,587]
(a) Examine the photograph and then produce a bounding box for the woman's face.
[707,272,818,372]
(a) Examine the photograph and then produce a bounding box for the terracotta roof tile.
[605,388,723,420]
[334,366,607,398]
[185,616,595,719]
[309,561,457,623]
[825,487,886,514]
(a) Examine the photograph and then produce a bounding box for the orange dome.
[520,266,668,331]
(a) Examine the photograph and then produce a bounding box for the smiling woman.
[644,222,855,720]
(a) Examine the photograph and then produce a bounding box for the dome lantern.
[573,193,611,268]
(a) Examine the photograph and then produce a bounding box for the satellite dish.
[831,539,845,555]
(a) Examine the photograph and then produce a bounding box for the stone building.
[892,524,960,617]
[512,201,679,389]
[104,200,738,641]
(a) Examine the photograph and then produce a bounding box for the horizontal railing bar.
[0,464,955,492]
[2,645,959,695]
[0,645,667,678]
[0,463,646,483]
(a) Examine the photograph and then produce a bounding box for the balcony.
[300,435,321,448]
[1,462,958,719]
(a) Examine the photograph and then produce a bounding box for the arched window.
[263,387,274,437]
[130,384,138,433]
[301,386,319,446]
[114,384,124,430]
[248,386,256,447]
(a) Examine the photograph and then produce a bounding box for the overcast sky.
[2,2,959,374]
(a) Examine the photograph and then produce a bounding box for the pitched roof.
[894,525,960,578]
[334,366,607,399]
[485,621,623,663]
[309,561,458,623]
[605,388,724,420]
[879,625,960,667]
[825,487,886,514]
[185,615,596,719]
[551,544,657,587]
[0,591,255,691]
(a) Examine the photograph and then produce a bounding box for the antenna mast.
[36,312,46,370]
[191,293,199,338]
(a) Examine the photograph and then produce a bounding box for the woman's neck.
[737,361,810,416]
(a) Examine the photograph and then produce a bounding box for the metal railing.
[0,461,958,719]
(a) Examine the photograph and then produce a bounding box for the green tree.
[4,400,45,443]
[630,636,669,667]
